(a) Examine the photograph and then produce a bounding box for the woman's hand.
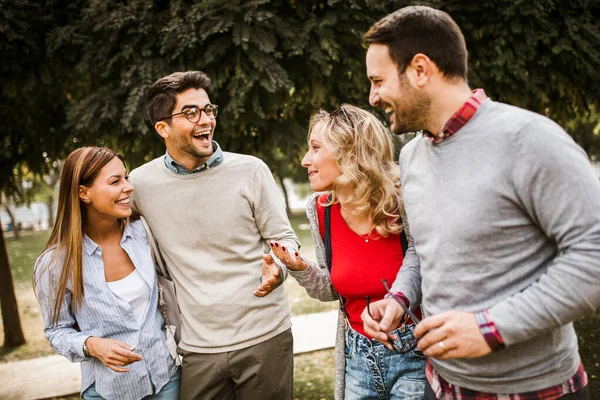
[85,337,143,373]
[270,241,308,272]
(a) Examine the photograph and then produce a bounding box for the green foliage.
[2,0,600,184]
[438,0,600,127]
[47,0,405,173]
[0,0,69,195]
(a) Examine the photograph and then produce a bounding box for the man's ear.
[155,121,171,139]
[79,185,91,204]
[408,53,435,88]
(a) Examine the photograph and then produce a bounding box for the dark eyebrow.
[180,104,202,111]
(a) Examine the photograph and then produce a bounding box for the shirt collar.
[83,221,134,256]
[422,89,488,144]
[164,141,224,174]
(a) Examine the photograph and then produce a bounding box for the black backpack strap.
[400,229,408,255]
[323,194,347,313]
[324,203,332,273]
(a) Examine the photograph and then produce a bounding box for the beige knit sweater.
[130,153,299,353]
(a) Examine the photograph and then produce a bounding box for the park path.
[0,310,337,400]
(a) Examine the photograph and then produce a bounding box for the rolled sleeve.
[475,309,506,352]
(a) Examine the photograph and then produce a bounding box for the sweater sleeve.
[390,148,423,311]
[289,260,338,302]
[251,161,300,281]
[388,238,422,312]
[288,193,338,302]
[488,118,600,346]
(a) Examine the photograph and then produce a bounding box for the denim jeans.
[345,325,427,400]
[82,368,180,400]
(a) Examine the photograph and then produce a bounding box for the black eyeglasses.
[161,104,219,123]
[382,279,421,324]
[365,279,420,353]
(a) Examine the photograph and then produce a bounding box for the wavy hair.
[308,104,402,237]
[34,146,125,325]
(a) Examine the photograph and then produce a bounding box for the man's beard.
[390,76,432,135]
[175,135,214,160]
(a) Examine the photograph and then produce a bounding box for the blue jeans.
[345,325,426,400]
[83,368,180,400]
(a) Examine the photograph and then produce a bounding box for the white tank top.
[106,269,151,327]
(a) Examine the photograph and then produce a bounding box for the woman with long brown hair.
[34,147,179,400]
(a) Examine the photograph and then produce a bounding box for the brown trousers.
[179,329,293,400]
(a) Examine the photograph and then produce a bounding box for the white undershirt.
[106,269,151,327]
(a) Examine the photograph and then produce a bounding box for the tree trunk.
[3,205,20,240]
[277,175,291,215]
[46,195,54,229]
[0,217,26,347]
[46,165,60,229]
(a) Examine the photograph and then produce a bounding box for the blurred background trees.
[1,0,599,347]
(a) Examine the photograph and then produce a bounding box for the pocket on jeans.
[392,378,426,399]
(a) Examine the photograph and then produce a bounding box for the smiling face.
[80,156,133,221]
[301,122,342,192]
[366,44,431,135]
[156,88,217,169]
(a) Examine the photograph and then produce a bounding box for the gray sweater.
[394,99,600,393]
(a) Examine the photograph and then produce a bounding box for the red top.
[316,194,420,337]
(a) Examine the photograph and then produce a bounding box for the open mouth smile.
[193,128,211,141]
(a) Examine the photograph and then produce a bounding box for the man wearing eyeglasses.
[361,6,599,400]
[129,71,299,399]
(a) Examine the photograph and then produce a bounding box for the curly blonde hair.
[308,104,402,237]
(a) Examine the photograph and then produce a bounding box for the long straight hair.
[34,147,124,325]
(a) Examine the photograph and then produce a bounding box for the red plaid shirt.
[422,88,487,143]
[427,361,588,400]
[411,89,588,398]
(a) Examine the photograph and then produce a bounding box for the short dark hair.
[364,6,468,81]
[147,71,212,126]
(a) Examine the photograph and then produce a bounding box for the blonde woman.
[33,147,179,400]
[269,105,426,399]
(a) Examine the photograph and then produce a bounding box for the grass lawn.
[2,218,600,398]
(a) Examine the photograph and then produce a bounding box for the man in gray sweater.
[361,6,599,399]
[130,71,299,399]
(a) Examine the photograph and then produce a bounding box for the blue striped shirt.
[34,220,177,399]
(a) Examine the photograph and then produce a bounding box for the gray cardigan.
[290,192,410,400]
